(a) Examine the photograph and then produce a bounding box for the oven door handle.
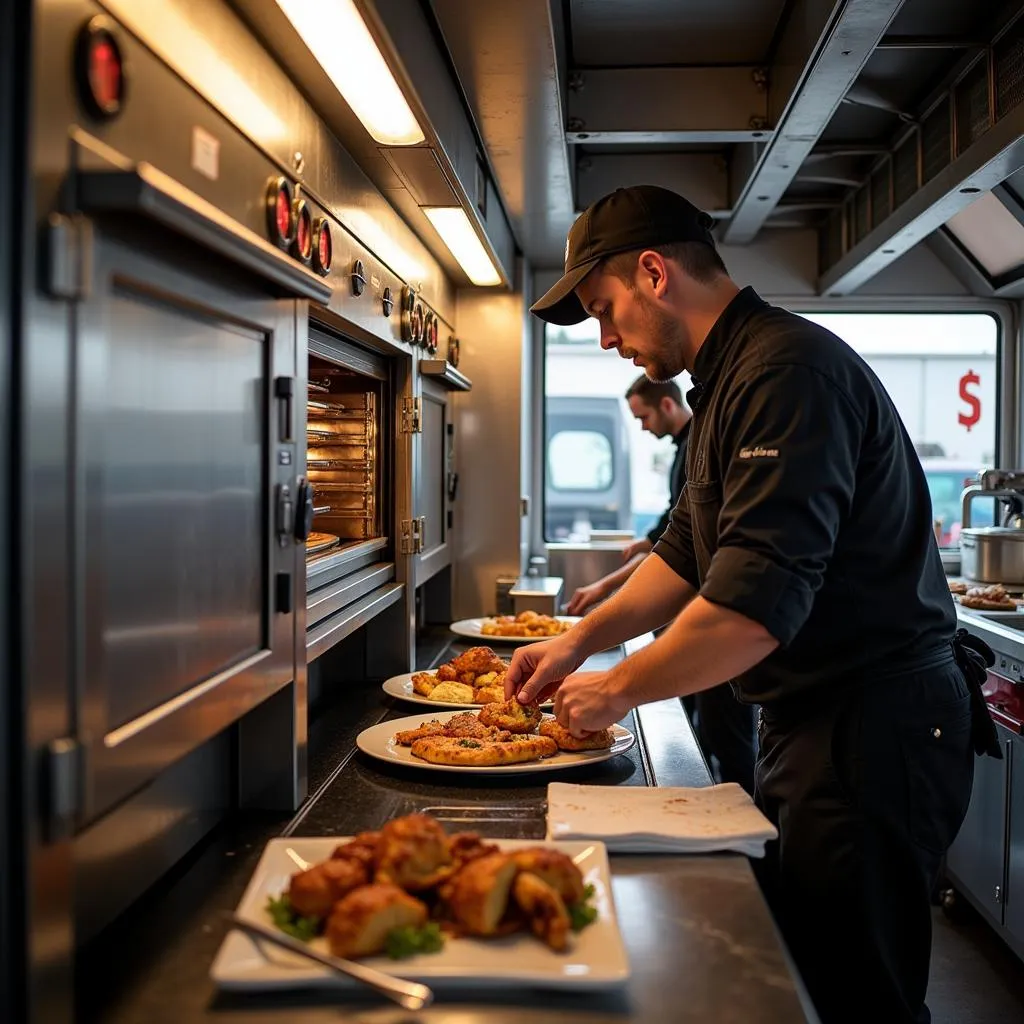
[295,479,315,541]
[74,161,332,304]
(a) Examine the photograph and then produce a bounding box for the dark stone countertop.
[77,632,818,1024]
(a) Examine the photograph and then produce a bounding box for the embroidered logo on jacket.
[738,446,780,460]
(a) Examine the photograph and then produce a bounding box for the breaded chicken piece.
[326,883,428,959]
[473,685,505,705]
[393,719,448,746]
[478,699,543,733]
[510,847,586,905]
[331,832,379,871]
[411,672,437,696]
[538,718,614,751]
[512,871,571,952]
[448,832,500,869]
[444,853,518,936]
[374,813,453,890]
[410,734,556,766]
[436,664,458,682]
[288,857,369,918]
[449,646,508,677]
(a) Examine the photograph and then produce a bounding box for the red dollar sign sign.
[958,369,981,431]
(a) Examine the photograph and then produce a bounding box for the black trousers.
[754,658,974,1024]
[693,682,757,795]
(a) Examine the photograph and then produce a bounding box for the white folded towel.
[545,781,778,857]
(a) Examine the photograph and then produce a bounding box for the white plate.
[356,709,635,776]
[449,616,582,645]
[210,837,629,991]
[381,672,553,710]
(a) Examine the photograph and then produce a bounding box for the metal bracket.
[401,396,422,434]
[400,516,426,554]
[45,212,93,300]
[44,737,82,839]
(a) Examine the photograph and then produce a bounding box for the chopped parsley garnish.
[386,922,445,959]
[266,893,321,942]
[458,739,481,748]
[568,883,599,932]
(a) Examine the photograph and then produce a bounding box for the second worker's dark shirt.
[651,287,956,705]
[647,420,691,545]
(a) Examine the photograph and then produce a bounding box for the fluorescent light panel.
[423,207,502,286]
[275,0,424,146]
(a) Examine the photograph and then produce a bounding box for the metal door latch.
[44,737,82,839]
[401,397,422,434]
[45,213,94,300]
[401,517,426,554]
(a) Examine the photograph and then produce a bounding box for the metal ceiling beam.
[565,67,771,144]
[818,100,1024,295]
[723,0,906,245]
[876,35,984,50]
[576,153,729,214]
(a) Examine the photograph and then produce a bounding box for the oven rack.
[307,400,371,421]
[306,458,373,470]
[312,482,372,494]
[307,429,371,444]
[311,508,375,519]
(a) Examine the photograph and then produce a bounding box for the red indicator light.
[265,177,295,250]
[293,201,312,263]
[75,17,126,119]
[276,190,291,239]
[313,219,332,276]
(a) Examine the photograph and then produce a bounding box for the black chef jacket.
[652,287,956,704]
[646,421,691,545]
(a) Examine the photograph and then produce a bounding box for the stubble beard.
[638,295,687,383]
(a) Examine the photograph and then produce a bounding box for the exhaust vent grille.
[995,20,1024,119]
[921,98,952,184]
[956,58,992,152]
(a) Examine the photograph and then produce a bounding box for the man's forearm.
[595,553,647,597]
[610,595,778,705]
[571,553,695,658]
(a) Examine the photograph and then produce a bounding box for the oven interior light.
[423,207,502,286]
[275,0,424,147]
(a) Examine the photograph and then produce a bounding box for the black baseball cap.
[531,185,717,325]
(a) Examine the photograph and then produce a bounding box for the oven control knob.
[351,258,366,296]
[382,286,394,318]
[400,286,416,343]
[411,302,425,346]
[422,311,435,351]
[447,336,460,368]
[295,478,314,541]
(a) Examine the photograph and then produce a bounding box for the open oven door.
[60,145,331,826]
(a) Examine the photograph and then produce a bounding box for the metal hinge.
[44,737,82,840]
[400,516,426,554]
[45,213,94,300]
[401,397,422,434]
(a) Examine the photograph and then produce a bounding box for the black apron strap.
[951,629,1003,759]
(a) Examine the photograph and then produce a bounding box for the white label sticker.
[191,126,220,181]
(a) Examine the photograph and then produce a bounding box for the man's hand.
[622,538,652,562]
[565,581,607,616]
[553,670,632,737]
[503,633,587,705]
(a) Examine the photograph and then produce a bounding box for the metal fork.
[224,913,434,1011]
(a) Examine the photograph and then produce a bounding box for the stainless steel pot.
[959,527,1024,584]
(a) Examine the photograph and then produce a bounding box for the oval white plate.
[356,709,635,775]
[381,672,553,710]
[449,616,582,645]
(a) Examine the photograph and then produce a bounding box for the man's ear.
[637,250,669,298]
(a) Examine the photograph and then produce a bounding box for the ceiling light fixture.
[275,0,424,146]
[423,207,502,286]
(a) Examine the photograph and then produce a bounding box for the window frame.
[531,297,1017,558]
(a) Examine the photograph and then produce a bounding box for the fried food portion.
[410,734,557,766]
[394,712,511,746]
[948,580,969,595]
[326,883,428,959]
[393,719,448,746]
[510,847,586,905]
[481,611,573,638]
[374,814,453,890]
[478,698,544,733]
[473,685,505,705]
[288,856,369,917]
[450,646,509,676]
[539,718,614,752]
[411,672,437,696]
[961,583,1017,610]
[512,871,571,952]
[428,681,476,703]
[331,832,379,872]
[436,664,458,682]
[448,832,501,870]
[444,852,518,936]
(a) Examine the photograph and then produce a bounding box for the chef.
[505,184,1000,1024]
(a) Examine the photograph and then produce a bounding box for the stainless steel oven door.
[68,161,329,823]
[415,376,454,583]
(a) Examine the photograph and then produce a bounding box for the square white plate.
[210,837,629,991]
